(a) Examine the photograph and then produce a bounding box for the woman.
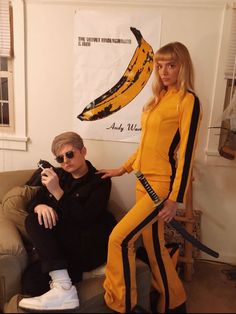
[99,42,202,313]
[19,131,116,312]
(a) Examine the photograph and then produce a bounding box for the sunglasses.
[55,150,75,163]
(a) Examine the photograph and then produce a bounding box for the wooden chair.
[176,176,195,282]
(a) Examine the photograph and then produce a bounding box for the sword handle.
[135,171,161,203]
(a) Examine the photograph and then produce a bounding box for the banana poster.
[73,8,161,143]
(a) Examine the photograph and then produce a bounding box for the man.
[19,131,116,311]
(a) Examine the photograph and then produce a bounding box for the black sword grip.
[135,171,161,203]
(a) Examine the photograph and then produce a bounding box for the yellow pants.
[104,178,186,313]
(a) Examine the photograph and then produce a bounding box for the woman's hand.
[41,168,64,200]
[97,167,126,179]
[34,204,59,229]
[158,199,178,223]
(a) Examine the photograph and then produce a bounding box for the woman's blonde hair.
[145,42,194,110]
[51,131,84,156]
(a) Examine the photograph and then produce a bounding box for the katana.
[135,171,219,258]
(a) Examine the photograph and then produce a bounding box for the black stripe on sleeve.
[168,130,180,196]
[177,96,200,202]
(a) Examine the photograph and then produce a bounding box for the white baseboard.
[198,252,236,266]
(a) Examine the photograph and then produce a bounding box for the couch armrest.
[0,209,28,267]
[0,255,27,311]
[0,209,28,311]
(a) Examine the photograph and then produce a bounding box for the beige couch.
[0,169,151,313]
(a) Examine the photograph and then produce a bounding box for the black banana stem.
[135,171,219,258]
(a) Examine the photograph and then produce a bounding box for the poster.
[73,8,161,142]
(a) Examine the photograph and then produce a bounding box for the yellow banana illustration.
[77,27,154,121]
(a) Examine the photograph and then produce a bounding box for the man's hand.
[41,168,64,200]
[34,204,59,229]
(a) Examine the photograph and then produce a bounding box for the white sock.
[49,269,72,290]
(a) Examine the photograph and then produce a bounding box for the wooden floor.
[1,259,235,314]
[183,259,236,313]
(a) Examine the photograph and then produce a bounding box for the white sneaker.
[19,283,79,311]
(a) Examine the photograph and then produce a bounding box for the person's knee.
[108,225,133,249]
[108,223,123,245]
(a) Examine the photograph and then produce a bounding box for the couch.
[0,169,151,313]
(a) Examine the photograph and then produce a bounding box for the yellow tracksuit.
[104,89,202,313]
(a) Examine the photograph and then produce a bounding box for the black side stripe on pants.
[121,205,168,312]
[152,221,169,312]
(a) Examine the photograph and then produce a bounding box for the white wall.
[1,0,236,263]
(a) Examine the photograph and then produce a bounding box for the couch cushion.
[0,170,35,202]
[1,185,39,241]
[2,185,39,211]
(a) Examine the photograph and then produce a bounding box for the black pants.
[23,213,116,294]
[22,213,83,296]
[25,213,72,273]
[22,261,51,296]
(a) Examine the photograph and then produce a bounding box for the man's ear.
[81,146,87,157]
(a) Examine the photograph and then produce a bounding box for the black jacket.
[27,160,116,272]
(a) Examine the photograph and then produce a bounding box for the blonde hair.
[51,132,84,156]
[145,42,194,111]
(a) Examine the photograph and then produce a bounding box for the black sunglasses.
[55,150,75,163]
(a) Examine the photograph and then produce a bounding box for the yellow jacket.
[122,89,202,203]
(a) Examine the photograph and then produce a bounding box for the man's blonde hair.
[51,132,84,156]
